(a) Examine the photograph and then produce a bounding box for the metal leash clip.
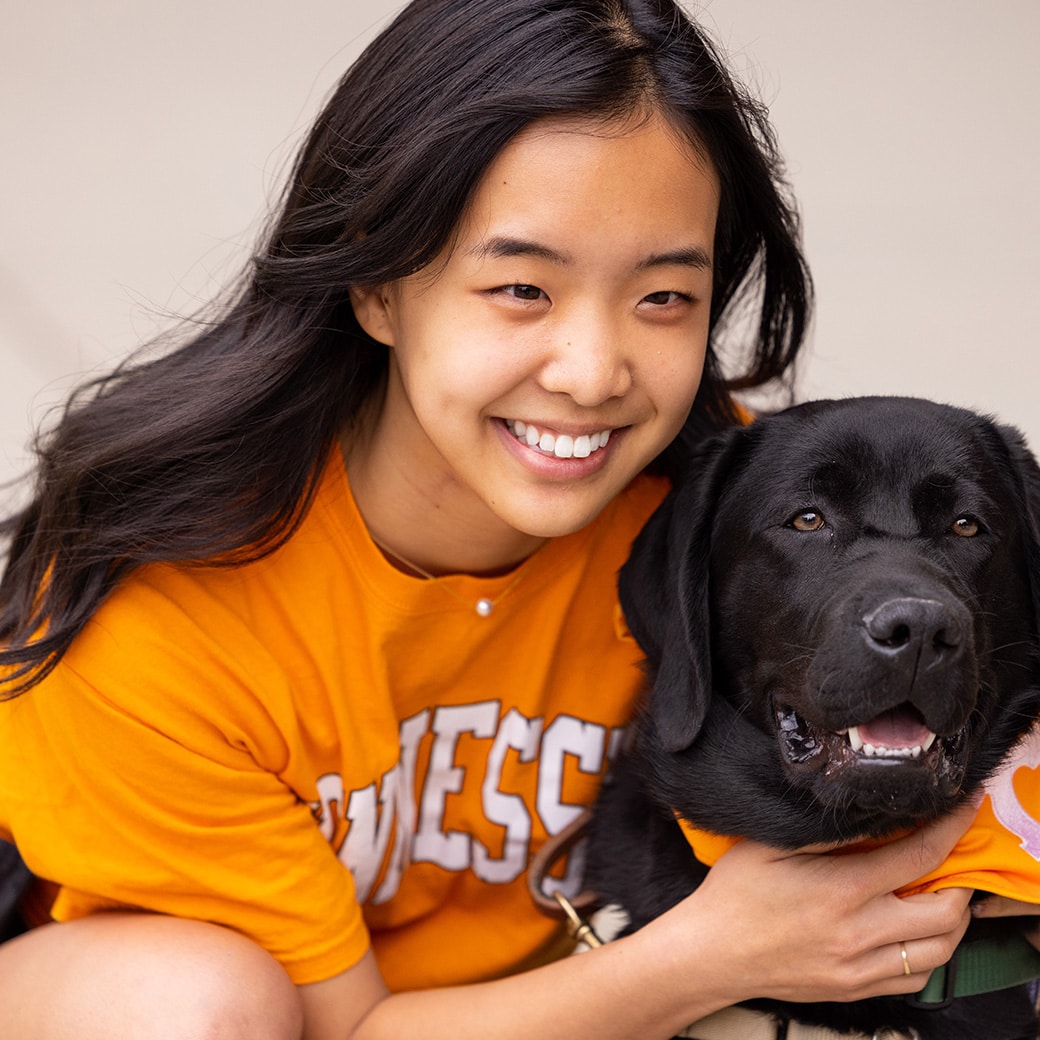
[553,890,603,949]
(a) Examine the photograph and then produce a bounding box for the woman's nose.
[538,313,633,406]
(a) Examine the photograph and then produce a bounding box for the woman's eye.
[788,510,825,532]
[642,290,691,307]
[501,284,545,302]
[951,515,981,538]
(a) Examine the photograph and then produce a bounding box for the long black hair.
[0,0,811,694]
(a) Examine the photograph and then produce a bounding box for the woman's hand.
[674,801,977,1009]
[971,895,1040,950]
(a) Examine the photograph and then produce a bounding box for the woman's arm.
[300,804,976,1040]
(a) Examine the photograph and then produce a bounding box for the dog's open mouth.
[775,701,964,780]
[840,707,936,760]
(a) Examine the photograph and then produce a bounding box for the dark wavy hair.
[0,0,811,694]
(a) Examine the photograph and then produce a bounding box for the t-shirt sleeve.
[0,578,370,985]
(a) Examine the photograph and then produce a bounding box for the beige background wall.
[2,1,1038,487]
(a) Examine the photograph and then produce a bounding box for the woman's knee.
[0,913,303,1040]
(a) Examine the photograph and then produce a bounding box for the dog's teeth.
[845,725,938,760]
[861,742,927,759]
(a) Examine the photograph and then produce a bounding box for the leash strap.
[526,811,599,917]
[910,932,1040,1007]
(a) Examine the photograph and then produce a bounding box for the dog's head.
[622,397,1040,846]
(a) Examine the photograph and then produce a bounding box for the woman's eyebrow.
[469,236,567,264]
[636,247,713,272]
[470,236,712,271]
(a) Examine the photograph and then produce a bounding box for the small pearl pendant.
[475,598,494,617]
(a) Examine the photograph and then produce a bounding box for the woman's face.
[350,112,720,567]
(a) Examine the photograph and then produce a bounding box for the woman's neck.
[340,426,546,578]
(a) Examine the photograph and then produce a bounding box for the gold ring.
[899,941,911,976]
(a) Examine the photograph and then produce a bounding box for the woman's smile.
[502,419,614,461]
[494,416,622,483]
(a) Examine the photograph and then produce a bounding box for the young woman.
[0,1,975,1037]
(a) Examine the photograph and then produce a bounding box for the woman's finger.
[895,885,973,931]
[865,935,953,997]
[837,800,978,893]
[972,894,1040,918]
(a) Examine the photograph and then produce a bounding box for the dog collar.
[910,932,1040,1007]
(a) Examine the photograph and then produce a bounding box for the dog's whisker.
[987,636,1036,657]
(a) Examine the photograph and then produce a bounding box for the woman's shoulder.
[102,449,357,625]
[49,458,360,718]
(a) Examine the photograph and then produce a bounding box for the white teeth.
[554,435,574,459]
[505,419,613,458]
[844,725,937,760]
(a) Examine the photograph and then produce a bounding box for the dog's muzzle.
[768,586,978,817]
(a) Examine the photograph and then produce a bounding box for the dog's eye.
[789,510,825,532]
[951,515,981,538]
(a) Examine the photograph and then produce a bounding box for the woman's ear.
[349,285,397,347]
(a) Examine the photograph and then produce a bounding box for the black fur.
[588,397,1040,1039]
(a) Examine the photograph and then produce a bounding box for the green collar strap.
[910,932,1040,1008]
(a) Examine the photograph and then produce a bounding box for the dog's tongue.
[857,706,931,749]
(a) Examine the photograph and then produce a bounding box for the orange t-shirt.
[0,452,668,987]
[679,725,1040,902]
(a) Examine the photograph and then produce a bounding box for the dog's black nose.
[862,597,962,665]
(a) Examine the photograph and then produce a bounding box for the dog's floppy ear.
[619,425,750,753]
[994,422,1040,643]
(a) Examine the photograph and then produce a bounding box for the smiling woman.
[346,112,720,572]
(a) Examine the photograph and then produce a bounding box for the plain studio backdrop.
[1,1,1038,490]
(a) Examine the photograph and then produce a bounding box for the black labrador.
[587,397,1040,1039]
